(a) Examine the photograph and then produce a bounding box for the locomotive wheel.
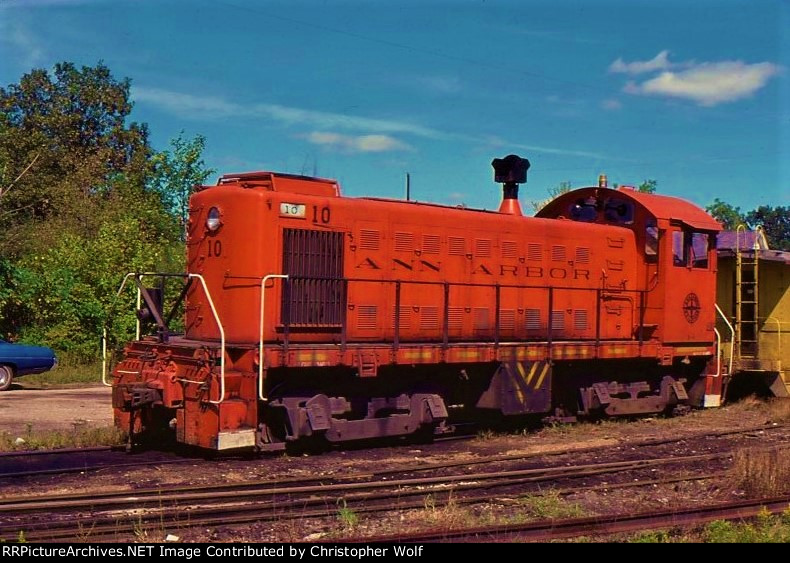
[0,365,14,391]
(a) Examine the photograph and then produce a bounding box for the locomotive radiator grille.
[282,228,345,327]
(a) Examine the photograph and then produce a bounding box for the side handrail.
[764,316,782,360]
[715,303,735,376]
[102,271,163,386]
[735,224,747,254]
[188,274,226,405]
[713,328,721,378]
[259,274,289,401]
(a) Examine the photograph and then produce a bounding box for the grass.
[411,489,588,533]
[628,508,790,543]
[336,500,360,532]
[0,423,126,451]
[516,490,587,520]
[17,361,103,388]
[732,446,790,497]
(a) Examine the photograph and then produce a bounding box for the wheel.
[0,365,14,391]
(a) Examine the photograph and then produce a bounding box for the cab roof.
[536,187,721,232]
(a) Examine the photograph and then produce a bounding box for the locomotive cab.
[538,186,722,406]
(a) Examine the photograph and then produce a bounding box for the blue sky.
[1,0,787,212]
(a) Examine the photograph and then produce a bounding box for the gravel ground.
[0,393,787,542]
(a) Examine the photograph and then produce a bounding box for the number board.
[280,203,306,218]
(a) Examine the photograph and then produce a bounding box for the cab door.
[662,226,717,344]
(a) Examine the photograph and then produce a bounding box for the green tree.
[745,205,790,251]
[637,179,657,194]
[0,61,185,361]
[149,132,215,240]
[705,198,745,230]
[0,61,154,256]
[531,181,572,213]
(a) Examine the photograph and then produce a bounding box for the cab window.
[672,231,686,266]
[691,232,709,269]
[645,221,658,261]
[603,198,634,224]
[570,198,598,222]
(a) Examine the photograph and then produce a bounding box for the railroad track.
[0,421,782,480]
[357,495,790,542]
[0,447,198,479]
[0,446,761,541]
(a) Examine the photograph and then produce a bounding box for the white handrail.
[188,273,226,405]
[715,303,735,376]
[102,272,162,386]
[713,328,721,378]
[101,328,111,386]
[259,274,289,401]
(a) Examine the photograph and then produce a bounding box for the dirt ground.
[0,388,787,542]
[0,385,113,436]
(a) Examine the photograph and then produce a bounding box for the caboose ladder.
[735,239,759,361]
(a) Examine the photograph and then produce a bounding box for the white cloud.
[133,86,609,159]
[304,132,412,153]
[609,50,673,75]
[132,86,443,138]
[624,61,781,106]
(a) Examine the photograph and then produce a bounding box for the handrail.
[715,303,735,376]
[104,272,226,403]
[102,271,169,386]
[764,316,782,360]
[188,273,226,405]
[258,274,289,401]
[735,224,747,254]
[713,328,721,378]
[100,328,111,386]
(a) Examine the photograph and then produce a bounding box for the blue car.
[0,339,57,391]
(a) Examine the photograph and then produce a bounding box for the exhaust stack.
[492,154,530,216]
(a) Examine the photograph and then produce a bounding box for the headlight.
[206,207,221,231]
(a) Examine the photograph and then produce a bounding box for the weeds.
[0,425,126,451]
[703,509,790,543]
[517,490,587,520]
[732,446,790,496]
[336,500,359,531]
[421,493,473,529]
[18,361,103,388]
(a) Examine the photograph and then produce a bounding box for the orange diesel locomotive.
[111,155,723,451]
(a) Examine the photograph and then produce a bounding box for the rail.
[256,274,656,357]
[102,271,166,386]
[104,272,227,404]
[715,303,735,376]
[188,274,226,405]
[258,274,289,401]
[763,316,782,362]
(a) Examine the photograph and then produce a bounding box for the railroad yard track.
[2,425,789,542]
[356,495,790,542]
[0,421,782,480]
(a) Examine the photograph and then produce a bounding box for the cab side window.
[645,222,658,262]
[672,231,686,266]
[690,232,709,269]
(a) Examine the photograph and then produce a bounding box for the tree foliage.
[149,132,215,240]
[706,198,745,230]
[637,179,657,194]
[745,205,790,251]
[531,181,572,213]
[0,62,210,362]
